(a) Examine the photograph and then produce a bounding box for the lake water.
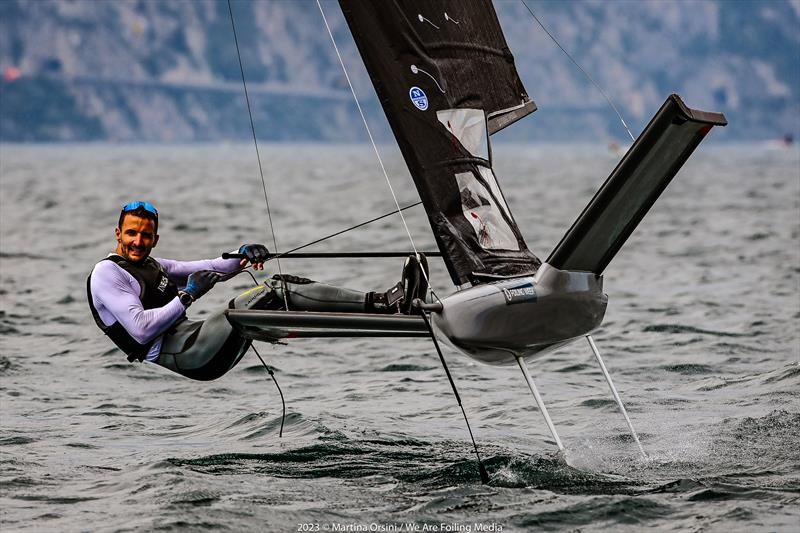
[1,143,798,532]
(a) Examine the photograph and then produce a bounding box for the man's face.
[115,214,158,263]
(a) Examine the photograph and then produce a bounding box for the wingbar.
[547,94,727,274]
[226,309,429,340]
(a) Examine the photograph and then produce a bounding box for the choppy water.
[1,143,798,532]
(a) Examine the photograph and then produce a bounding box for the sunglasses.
[121,201,158,216]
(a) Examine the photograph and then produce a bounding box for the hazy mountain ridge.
[1,0,797,142]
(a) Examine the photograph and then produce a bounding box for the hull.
[431,264,607,365]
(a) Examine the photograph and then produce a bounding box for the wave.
[0,251,49,260]
[516,497,672,528]
[659,363,714,374]
[0,355,19,374]
[166,435,644,497]
[691,364,800,391]
[650,476,799,503]
[378,363,435,372]
[643,324,756,338]
[0,435,37,446]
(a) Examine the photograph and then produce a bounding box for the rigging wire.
[227,0,290,310]
[519,0,636,142]
[316,1,442,305]
[272,201,423,260]
[315,0,421,260]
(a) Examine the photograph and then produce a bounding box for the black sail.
[339,0,540,286]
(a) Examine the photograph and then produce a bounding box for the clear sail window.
[477,166,514,222]
[437,108,489,161]
[455,171,519,251]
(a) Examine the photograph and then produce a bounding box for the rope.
[227,0,290,310]
[520,0,636,142]
[252,344,286,438]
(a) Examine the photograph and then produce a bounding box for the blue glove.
[238,244,269,267]
[184,270,221,300]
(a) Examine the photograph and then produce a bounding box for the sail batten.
[339,0,540,285]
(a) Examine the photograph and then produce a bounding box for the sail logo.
[409,86,428,110]
[501,282,537,305]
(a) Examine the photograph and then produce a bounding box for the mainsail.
[339,0,540,286]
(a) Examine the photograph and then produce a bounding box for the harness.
[87,255,180,362]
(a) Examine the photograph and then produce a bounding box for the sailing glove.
[184,270,222,301]
[238,243,269,268]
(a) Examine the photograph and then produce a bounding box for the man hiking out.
[88,201,427,380]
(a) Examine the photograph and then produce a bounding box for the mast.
[339,0,540,286]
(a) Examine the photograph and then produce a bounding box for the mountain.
[1,0,798,142]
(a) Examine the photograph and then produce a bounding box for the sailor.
[88,201,428,381]
[87,201,271,380]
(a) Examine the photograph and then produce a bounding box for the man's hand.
[184,270,222,301]
[238,244,269,270]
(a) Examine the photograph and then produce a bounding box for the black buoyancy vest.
[87,255,181,362]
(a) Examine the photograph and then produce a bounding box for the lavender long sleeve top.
[89,254,242,361]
